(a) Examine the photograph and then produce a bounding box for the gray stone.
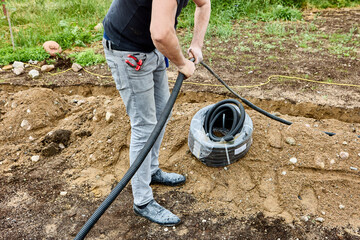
[285,137,296,146]
[72,63,83,72]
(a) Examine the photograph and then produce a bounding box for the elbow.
[150,26,173,45]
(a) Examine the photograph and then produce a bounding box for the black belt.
[104,39,125,51]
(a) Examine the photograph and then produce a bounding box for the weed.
[69,49,106,66]
[264,22,288,37]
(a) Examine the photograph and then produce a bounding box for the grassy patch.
[69,49,106,66]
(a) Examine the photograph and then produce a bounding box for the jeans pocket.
[106,59,128,91]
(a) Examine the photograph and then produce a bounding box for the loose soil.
[1,8,360,240]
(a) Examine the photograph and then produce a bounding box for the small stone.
[107,139,112,144]
[72,63,83,72]
[248,70,253,74]
[281,171,287,175]
[164,227,168,232]
[290,157,297,164]
[350,167,358,171]
[342,141,348,145]
[321,211,326,215]
[285,137,296,146]
[77,100,86,106]
[330,159,335,164]
[59,143,65,149]
[339,152,349,160]
[11,102,17,108]
[339,204,345,209]
[29,136,35,142]
[300,216,309,222]
[12,61,24,69]
[105,112,115,123]
[224,167,228,170]
[28,60,38,65]
[305,124,310,128]
[43,41,62,56]
[202,219,207,223]
[41,64,55,72]
[27,109,31,113]
[358,153,360,157]
[20,119,31,130]
[13,67,25,75]
[28,69,40,79]
[31,155,40,162]
[60,191,67,196]
[2,65,13,70]
[315,217,324,223]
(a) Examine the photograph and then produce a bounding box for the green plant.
[69,49,106,66]
[0,46,50,65]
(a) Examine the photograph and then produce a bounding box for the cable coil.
[188,99,253,167]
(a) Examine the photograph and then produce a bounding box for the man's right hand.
[177,59,195,79]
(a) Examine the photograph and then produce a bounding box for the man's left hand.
[188,47,203,64]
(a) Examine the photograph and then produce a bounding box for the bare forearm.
[152,29,187,68]
[190,0,211,49]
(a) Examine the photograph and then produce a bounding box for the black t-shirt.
[103,0,189,52]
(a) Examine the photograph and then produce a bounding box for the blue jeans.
[103,39,170,206]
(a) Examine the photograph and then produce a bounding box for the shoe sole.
[150,179,186,187]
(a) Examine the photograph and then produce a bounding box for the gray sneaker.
[151,169,186,186]
[133,199,181,226]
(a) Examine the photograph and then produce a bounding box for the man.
[102,0,210,226]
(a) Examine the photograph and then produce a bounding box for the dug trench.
[0,83,359,239]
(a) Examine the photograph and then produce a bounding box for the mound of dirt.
[0,86,359,239]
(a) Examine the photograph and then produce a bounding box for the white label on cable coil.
[235,144,247,155]
[193,140,201,158]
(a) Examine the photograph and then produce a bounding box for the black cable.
[200,61,338,137]
[74,70,187,240]
[204,99,245,142]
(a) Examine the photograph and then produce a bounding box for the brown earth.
[1,8,360,240]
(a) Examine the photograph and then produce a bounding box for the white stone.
[202,219,207,223]
[290,157,297,164]
[281,171,287,175]
[105,112,115,123]
[315,217,324,223]
[77,100,86,106]
[12,61,24,68]
[350,167,358,171]
[339,152,349,160]
[28,69,40,79]
[27,109,31,113]
[31,155,40,162]
[29,136,35,141]
[339,204,345,209]
[300,216,309,222]
[59,143,65,149]
[28,60,38,65]
[11,102,17,108]
[20,119,31,130]
[13,67,25,75]
[60,191,67,196]
[342,141,348,145]
[321,211,326,215]
[164,227,168,232]
[330,159,335,165]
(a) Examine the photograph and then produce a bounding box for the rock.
[28,60,38,65]
[41,142,61,157]
[339,152,349,160]
[28,69,40,79]
[31,155,40,162]
[342,141,348,145]
[72,63,82,72]
[12,61,24,68]
[41,64,55,72]
[2,65,13,70]
[268,128,283,149]
[20,119,31,130]
[350,167,358,171]
[315,217,324,223]
[290,157,297,164]
[300,216,309,222]
[77,100,86,106]
[11,102,17,108]
[42,129,72,146]
[105,112,115,123]
[285,137,296,146]
[43,41,62,56]
[281,171,287,175]
[29,136,35,142]
[13,67,25,75]
[59,143,65,149]
[60,191,67,196]
[94,23,103,32]
[339,204,345,209]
